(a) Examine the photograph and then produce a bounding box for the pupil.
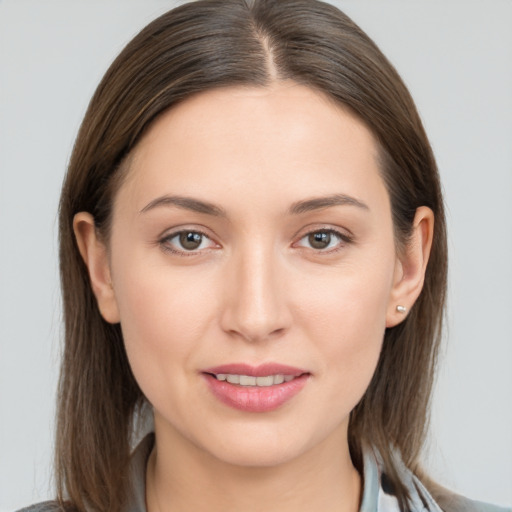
[309,232,330,249]
[180,232,202,250]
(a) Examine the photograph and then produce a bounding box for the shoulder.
[365,445,510,512]
[434,491,511,512]
[15,501,75,512]
[15,434,154,512]
[423,478,510,512]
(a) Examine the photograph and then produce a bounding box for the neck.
[145,420,361,512]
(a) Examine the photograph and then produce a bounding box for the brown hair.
[57,1,447,510]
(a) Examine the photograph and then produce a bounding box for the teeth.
[256,376,273,387]
[240,375,257,386]
[226,374,240,384]
[215,373,295,386]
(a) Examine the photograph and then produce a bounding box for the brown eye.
[179,232,203,250]
[162,230,216,254]
[294,229,350,253]
[308,231,332,249]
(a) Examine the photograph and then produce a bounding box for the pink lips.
[202,363,310,413]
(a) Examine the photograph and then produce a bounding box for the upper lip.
[202,363,308,377]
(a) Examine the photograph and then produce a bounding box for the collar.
[360,446,443,512]
[125,434,442,512]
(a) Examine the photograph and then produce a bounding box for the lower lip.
[203,374,309,413]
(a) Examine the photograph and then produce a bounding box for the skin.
[74,82,433,512]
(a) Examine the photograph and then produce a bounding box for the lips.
[202,363,310,413]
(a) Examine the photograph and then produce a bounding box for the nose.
[219,244,291,343]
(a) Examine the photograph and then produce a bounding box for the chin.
[209,437,309,468]
[194,416,345,469]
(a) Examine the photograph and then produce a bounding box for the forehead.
[134,81,373,158]
[117,82,387,216]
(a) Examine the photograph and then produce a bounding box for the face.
[88,83,409,467]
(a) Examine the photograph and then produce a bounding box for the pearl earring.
[396,305,407,314]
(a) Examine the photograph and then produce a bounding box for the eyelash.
[294,228,353,253]
[159,229,217,256]
[159,228,353,256]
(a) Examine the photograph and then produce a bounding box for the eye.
[295,229,350,251]
[161,230,217,254]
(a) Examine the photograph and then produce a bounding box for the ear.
[73,212,120,324]
[386,206,434,328]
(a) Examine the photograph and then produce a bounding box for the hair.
[56,1,447,511]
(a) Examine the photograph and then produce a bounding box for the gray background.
[1,1,511,510]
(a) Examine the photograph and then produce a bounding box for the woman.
[17,1,509,511]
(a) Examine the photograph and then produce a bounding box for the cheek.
[295,257,394,400]
[111,254,218,395]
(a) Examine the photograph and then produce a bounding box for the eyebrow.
[140,193,369,217]
[140,195,227,217]
[288,194,369,215]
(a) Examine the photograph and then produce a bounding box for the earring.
[396,305,407,314]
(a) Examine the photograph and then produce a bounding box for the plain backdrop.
[1,1,511,511]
